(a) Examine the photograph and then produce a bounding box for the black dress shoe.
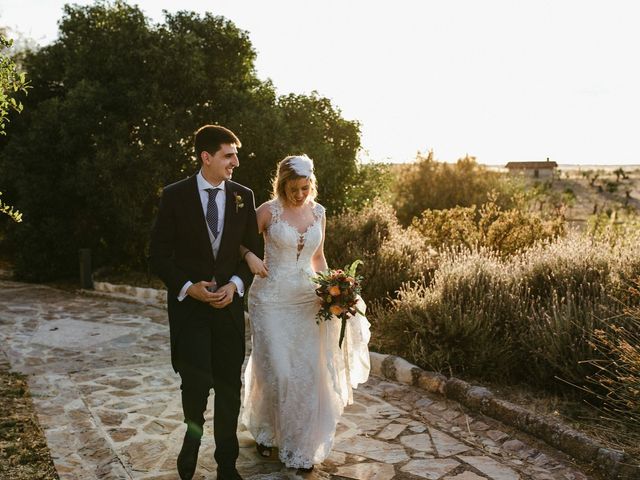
[177,436,201,480]
[217,467,243,480]
[297,465,315,473]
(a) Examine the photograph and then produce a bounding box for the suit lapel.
[218,181,237,257]
[188,174,215,265]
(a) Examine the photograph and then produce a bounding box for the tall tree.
[0,32,29,223]
[0,1,360,280]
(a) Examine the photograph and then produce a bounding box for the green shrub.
[372,232,640,389]
[324,200,435,304]
[392,152,517,225]
[412,194,565,256]
[373,248,518,376]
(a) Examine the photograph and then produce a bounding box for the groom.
[149,125,259,480]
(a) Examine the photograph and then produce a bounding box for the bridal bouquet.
[311,260,364,348]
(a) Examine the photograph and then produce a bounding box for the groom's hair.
[194,125,241,161]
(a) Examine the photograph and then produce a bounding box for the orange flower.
[329,305,344,316]
[328,285,341,296]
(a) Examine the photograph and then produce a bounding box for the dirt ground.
[0,362,58,480]
[548,165,640,226]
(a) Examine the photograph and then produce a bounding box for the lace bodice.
[250,199,324,304]
[265,199,324,272]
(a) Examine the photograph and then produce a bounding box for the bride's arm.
[311,214,328,273]
[239,203,272,278]
[239,245,267,277]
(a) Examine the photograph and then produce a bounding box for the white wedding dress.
[242,199,371,469]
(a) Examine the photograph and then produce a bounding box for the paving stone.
[471,421,490,431]
[96,409,126,427]
[324,450,347,465]
[502,440,526,452]
[531,453,553,468]
[486,430,509,443]
[428,402,450,412]
[29,318,136,349]
[416,398,435,409]
[445,472,487,480]
[376,422,407,440]
[108,427,137,442]
[142,419,178,435]
[343,415,393,435]
[561,471,589,480]
[335,461,396,480]
[335,436,410,463]
[429,427,472,456]
[439,409,462,423]
[401,458,460,479]
[399,433,434,453]
[459,456,521,480]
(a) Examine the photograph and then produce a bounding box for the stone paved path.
[0,280,599,479]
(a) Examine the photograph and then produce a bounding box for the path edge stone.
[369,353,638,480]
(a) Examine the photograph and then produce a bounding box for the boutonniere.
[234,192,244,212]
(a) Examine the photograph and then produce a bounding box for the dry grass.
[475,378,640,460]
[0,365,58,479]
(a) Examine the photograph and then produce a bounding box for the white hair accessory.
[288,155,314,178]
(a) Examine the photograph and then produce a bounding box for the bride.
[240,154,370,471]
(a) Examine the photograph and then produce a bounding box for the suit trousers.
[177,303,245,470]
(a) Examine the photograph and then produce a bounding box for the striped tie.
[206,188,220,238]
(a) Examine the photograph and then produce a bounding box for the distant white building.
[505,159,558,178]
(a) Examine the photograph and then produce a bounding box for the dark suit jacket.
[149,174,259,372]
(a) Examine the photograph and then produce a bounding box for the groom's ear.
[200,151,209,164]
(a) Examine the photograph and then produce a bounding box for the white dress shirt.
[178,171,245,300]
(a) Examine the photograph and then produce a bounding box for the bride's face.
[284,178,311,207]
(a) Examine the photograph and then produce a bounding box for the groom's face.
[202,143,239,184]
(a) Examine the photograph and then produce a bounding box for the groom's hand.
[209,282,237,309]
[186,281,218,303]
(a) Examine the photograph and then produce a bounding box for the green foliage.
[412,194,565,256]
[392,152,516,225]
[324,200,435,304]
[562,187,576,206]
[267,92,361,212]
[0,33,30,223]
[587,211,640,239]
[372,232,640,390]
[0,192,22,222]
[0,1,360,280]
[342,162,394,211]
[0,33,29,135]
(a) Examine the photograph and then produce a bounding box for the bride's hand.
[245,251,268,278]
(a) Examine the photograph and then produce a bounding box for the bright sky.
[1,0,639,165]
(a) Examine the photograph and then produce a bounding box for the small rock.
[486,430,509,443]
[503,440,526,452]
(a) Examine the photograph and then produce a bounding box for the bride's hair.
[272,155,318,202]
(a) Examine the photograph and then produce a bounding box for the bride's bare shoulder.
[310,201,325,215]
[256,200,276,222]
